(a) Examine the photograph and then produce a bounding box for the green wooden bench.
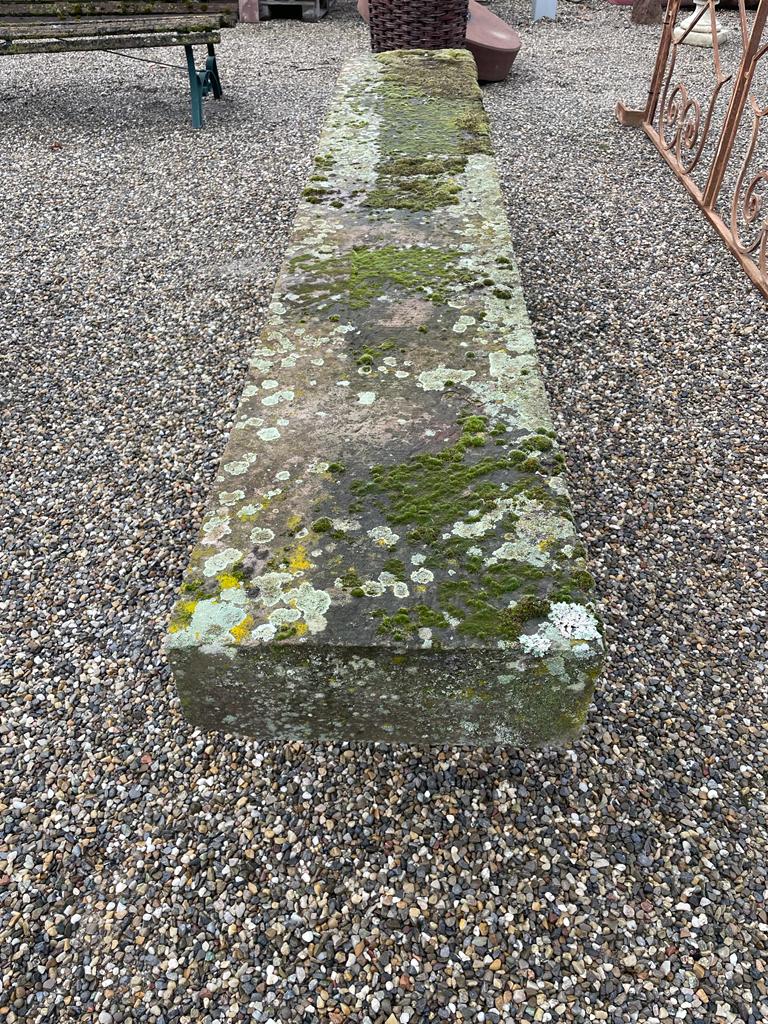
[0,0,239,126]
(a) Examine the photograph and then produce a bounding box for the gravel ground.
[2,2,767,1022]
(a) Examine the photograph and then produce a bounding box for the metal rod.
[100,48,186,69]
[615,0,681,125]
[646,0,684,123]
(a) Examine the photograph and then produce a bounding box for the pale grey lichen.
[451,315,476,334]
[202,548,243,577]
[170,588,248,649]
[410,568,434,584]
[548,602,601,641]
[202,512,229,530]
[269,607,302,625]
[262,389,294,406]
[331,517,362,533]
[367,526,399,547]
[418,627,433,649]
[251,623,278,642]
[218,490,245,506]
[417,366,476,391]
[451,498,517,540]
[519,633,553,658]
[250,527,275,544]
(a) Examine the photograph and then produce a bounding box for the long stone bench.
[166,48,604,746]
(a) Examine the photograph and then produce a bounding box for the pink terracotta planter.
[239,0,260,21]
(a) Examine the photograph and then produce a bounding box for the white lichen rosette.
[519,602,602,660]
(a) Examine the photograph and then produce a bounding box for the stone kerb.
[166,49,604,746]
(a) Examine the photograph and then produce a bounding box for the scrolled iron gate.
[618,0,768,300]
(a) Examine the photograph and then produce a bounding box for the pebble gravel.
[1,2,767,1022]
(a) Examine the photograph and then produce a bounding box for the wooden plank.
[1,13,222,35]
[0,26,218,49]
[0,2,237,19]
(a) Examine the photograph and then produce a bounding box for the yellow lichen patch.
[230,613,255,643]
[461,681,492,702]
[288,544,312,574]
[294,622,309,638]
[169,600,197,633]
[252,494,275,514]
[286,513,303,533]
[218,574,241,590]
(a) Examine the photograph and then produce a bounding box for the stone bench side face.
[166,49,604,747]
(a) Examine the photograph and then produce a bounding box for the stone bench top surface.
[167,49,603,744]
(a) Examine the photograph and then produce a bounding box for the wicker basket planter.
[368,0,470,53]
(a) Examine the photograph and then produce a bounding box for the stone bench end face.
[166,49,604,747]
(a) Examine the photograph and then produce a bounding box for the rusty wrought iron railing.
[617,0,768,300]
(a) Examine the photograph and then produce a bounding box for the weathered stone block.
[166,49,604,745]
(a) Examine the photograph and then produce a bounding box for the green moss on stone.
[225,561,248,584]
[357,418,512,545]
[332,407,589,644]
[442,585,551,643]
[275,624,298,641]
[521,435,554,453]
[292,244,473,311]
[371,50,492,163]
[366,176,461,212]
[180,576,205,597]
[382,557,407,579]
[340,567,364,591]
[377,602,450,640]
[379,155,467,177]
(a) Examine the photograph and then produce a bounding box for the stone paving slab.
[166,48,604,745]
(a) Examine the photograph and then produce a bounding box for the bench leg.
[206,43,223,100]
[185,44,204,128]
[184,44,222,129]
